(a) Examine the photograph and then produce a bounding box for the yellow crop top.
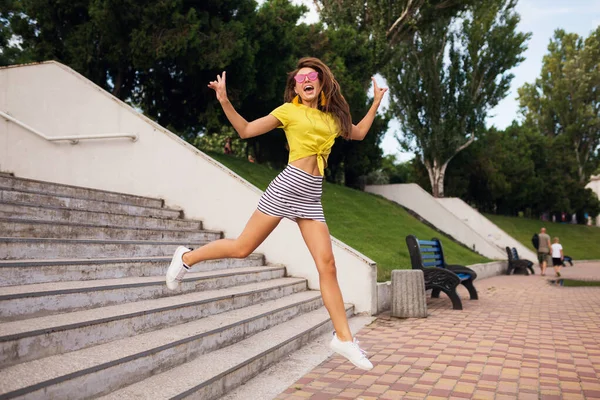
[270,102,340,176]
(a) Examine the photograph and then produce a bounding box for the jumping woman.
[166,57,387,370]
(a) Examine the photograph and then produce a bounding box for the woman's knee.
[317,258,337,277]
[231,239,255,258]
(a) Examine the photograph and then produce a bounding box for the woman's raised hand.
[372,77,388,105]
[208,72,228,103]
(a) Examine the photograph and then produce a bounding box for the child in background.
[551,237,564,278]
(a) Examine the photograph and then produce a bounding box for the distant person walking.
[551,237,564,277]
[537,227,552,276]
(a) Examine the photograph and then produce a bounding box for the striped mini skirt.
[257,164,325,222]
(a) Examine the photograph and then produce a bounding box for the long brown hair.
[284,57,352,139]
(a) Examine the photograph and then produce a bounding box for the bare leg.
[296,218,353,342]
[555,264,562,277]
[541,259,547,276]
[182,210,281,266]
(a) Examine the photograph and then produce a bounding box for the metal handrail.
[1,111,139,144]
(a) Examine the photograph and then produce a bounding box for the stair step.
[0,203,203,230]
[0,189,181,219]
[0,268,293,321]
[0,291,336,400]
[0,175,164,208]
[1,218,220,241]
[0,254,265,286]
[0,279,316,367]
[0,237,207,260]
[0,176,342,400]
[101,305,352,400]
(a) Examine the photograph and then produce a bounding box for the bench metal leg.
[527,264,535,274]
[430,286,463,309]
[444,289,463,310]
[461,279,479,300]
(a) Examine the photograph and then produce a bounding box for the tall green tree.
[6,0,260,137]
[5,0,391,185]
[314,0,468,60]
[318,25,390,187]
[384,0,529,197]
[314,0,471,187]
[443,123,541,214]
[441,121,600,220]
[1,0,30,65]
[236,0,312,166]
[518,27,600,183]
[375,154,416,184]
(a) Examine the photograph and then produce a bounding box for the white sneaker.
[166,246,191,290]
[330,332,373,370]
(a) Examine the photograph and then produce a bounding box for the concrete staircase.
[0,174,351,399]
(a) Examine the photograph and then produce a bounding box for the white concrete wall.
[585,175,600,227]
[466,261,508,280]
[0,61,378,314]
[437,197,537,261]
[364,183,506,260]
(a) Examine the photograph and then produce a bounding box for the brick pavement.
[276,262,600,400]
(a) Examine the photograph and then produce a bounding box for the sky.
[291,0,600,162]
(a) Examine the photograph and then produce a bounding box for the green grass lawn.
[207,152,489,281]
[485,214,600,261]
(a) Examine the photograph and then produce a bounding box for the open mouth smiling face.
[303,84,315,95]
[294,68,321,105]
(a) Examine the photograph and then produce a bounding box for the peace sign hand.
[208,71,229,103]
[371,77,388,105]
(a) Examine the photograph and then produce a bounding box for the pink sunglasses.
[294,71,319,83]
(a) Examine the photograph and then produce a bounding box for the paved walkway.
[276,262,600,400]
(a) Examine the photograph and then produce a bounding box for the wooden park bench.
[506,247,534,275]
[405,235,478,310]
